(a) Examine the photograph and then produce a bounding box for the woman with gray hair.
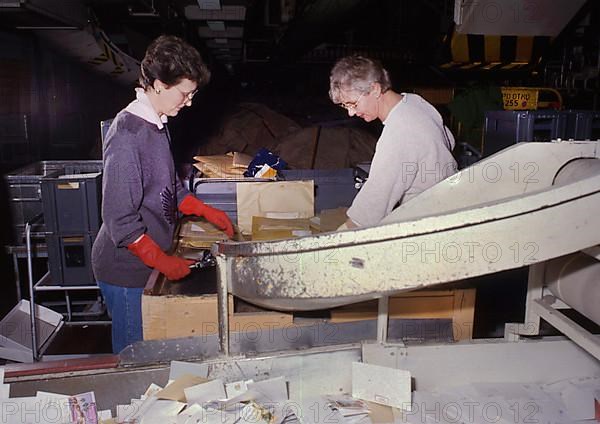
[329,55,457,228]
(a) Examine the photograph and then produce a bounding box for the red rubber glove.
[179,194,234,238]
[127,234,194,281]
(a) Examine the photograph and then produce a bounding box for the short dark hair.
[139,35,210,89]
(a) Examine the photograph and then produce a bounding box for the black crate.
[483,111,568,157]
[4,160,103,243]
[47,233,96,286]
[565,110,600,140]
[41,169,102,234]
[592,113,600,141]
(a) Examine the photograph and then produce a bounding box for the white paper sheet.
[352,362,411,410]
[139,400,186,424]
[225,379,253,399]
[184,379,226,405]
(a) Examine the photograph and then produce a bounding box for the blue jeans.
[97,281,143,353]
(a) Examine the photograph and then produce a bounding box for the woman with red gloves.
[92,35,233,353]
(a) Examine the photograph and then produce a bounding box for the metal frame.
[8,338,599,412]
[214,281,426,357]
[24,223,107,361]
[33,272,105,321]
[5,242,48,302]
[25,223,40,360]
[213,141,600,357]
[505,254,600,361]
[214,142,600,307]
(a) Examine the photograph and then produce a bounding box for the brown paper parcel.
[236,180,314,235]
[193,153,249,178]
[179,218,230,249]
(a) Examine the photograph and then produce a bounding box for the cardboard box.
[330,289,476,341]
[142,293,293,341]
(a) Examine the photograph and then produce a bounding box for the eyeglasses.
[339,92,365,110]
[174,86,198,101]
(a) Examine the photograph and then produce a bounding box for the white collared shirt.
[124,88,168,129]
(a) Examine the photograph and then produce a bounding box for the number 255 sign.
[501,88,539,110]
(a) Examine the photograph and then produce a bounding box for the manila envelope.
[178,218,230,248]
[251,216,313,241]
[236,180,314,235]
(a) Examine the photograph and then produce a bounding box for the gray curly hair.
[329,55,392,104]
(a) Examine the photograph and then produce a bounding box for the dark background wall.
[0,30,131,170]
[0,29,130,316]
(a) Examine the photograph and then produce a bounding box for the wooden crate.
[142,264,293,341]
[142,293,293,340]
[330,289,476,341]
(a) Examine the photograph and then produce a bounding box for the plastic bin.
[41,169,102,234]
[4,160,103,243]
[191,179,239,223]
[47,233,97,286]
[483,111,568,156]
[565,110,600,140]
[590,113,600,140]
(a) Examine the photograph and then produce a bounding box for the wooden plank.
[452,288,476,341]
[142,293,293,340]
[165,296,219,338]
[230,312,293,333]
[4,355,119,378]
[330,289,476,341]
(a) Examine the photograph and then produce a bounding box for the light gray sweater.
[347,94,457,227]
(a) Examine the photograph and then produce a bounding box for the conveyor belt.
[215,141,600,311]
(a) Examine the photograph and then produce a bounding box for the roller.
[545,253,600,326]
[545,157,600,325]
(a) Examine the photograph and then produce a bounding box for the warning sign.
[501,88,539,110]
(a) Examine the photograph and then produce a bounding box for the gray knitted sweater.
[92,90,189,288]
